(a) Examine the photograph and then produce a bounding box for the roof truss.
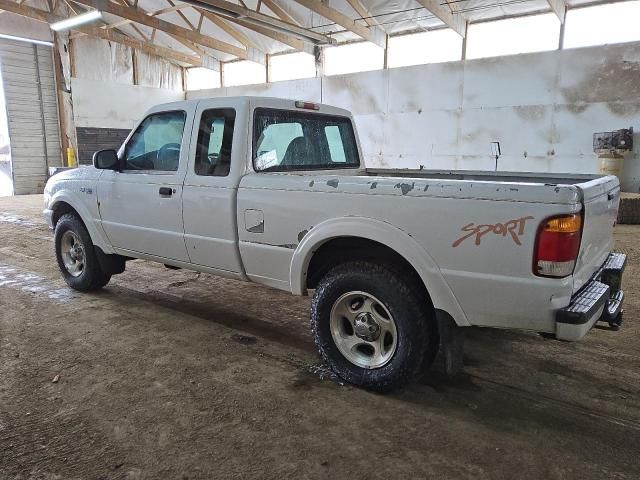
[0,0,216,67]
[71,0,252,58]
[293,0,385,47]
[415,0,466,37]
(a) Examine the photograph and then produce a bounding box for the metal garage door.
[0,39,61,195]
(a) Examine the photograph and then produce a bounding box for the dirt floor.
[1,195,639,480]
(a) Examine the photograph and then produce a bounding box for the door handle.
[159,187,173,197]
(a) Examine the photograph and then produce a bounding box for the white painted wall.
[187,41,640,192]
[71,78,183,130]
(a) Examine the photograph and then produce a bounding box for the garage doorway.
[0,38,62,195]
[0,68,11,197]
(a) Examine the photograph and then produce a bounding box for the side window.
[194,108,236,177]
[123,111,186,172]
[325,125,347,163]
[253,108,359,172]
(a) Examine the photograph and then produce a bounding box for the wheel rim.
[60,230,85,277]
[330,291,398,369]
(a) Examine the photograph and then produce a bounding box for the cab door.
[98,108,192,262]
[182,100,244,275]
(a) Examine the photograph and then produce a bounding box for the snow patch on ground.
[0,264,75,303]
[0,213,36,227]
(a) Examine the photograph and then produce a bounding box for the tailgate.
[572,175,620,293]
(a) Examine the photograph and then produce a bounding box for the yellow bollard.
[66,148,76,168]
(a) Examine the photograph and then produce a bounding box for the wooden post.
[558,6,567,50]
[461,22,469,60]
[383,34,389,69]
[68,37,76,78]
[266,54,271,83]
[132,49,138,85]
[52,34,70,166]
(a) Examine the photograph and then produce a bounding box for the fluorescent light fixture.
[50,10,102,31]
[180,0,331,44]
[238,17,324,43]
[0,33,54,47]
[181,0,241,19]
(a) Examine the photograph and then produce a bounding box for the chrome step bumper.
[555,252,626,341]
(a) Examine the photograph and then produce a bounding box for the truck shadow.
[101,273,640,447]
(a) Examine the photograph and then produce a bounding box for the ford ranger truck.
[43,96,626,391]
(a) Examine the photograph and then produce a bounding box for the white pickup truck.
[44,96,626,391]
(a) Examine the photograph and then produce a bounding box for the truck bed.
[366,168,601,186]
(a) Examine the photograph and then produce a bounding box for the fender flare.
[289,216,470,327]
[49,190,114,254]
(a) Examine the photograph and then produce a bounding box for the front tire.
[311,261,436,392]
[54,213,111,291]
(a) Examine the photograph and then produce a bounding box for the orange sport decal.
[452,216,535,247]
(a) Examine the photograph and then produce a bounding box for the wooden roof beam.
[71,0,249,58]
[260,0,299,26]
[197,7,263,52]
[293,0,385,47]
[415,0,466,37]
[180,0,333,44]
[227,16,312,54]
[0,0,217,68]
[74,2,191,36]
[345,0,379,28]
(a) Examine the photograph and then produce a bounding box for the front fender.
[289,216,470,327]
[48,189,114,254]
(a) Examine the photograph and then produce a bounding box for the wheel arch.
[289,217,470,327]
[49,190,114,253]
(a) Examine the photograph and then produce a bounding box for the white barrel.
[599,154,624,176]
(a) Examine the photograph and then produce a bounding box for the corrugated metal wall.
[0,39,61,194]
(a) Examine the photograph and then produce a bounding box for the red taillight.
[295,101,320,110]
[534,214,582,278]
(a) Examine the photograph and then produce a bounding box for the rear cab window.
[253,108,360,172]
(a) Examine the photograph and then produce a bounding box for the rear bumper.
[555,252,626,341]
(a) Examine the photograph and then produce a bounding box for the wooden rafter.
[167,0,197,30]
[227,16,310,53]
[168,33,208,56]
[344,0,378,28]
[71,0,249,58]
[292,0,385,47]
[115,0,149,41]
[197,7,262,51]
[126,0,216,59]
[260,0,299,26]
[181,0,332,44]
[196,11,204,31]
[88,2,190,34]
[414,0,466,37]
[0,0,211,66]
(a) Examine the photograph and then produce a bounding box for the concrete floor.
[1,194,639,480]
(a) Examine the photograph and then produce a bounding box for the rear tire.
[54,213,111,291]
[311,261,436,392]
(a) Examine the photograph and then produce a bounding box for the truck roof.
[150,96,352,118]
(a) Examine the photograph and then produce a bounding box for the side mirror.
[92,149,119,170]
